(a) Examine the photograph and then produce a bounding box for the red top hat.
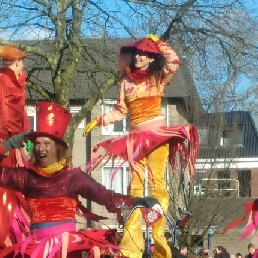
[120,38,160,54]
[0,45,27,61]
[28,102,72,147]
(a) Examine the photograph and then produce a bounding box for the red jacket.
[0,67,30,139]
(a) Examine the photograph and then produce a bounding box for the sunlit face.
[249,247,255,255]
[15,59,24,75]
[134,50,154,70]
[180,247,187,255]
[215,247,221,253]
[34,137,58,168]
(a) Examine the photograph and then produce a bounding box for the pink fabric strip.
[130,118,166,133]
[32,222,76,239]
[21,235,34,256]
[15,204,30,227]
[15,148,24,167]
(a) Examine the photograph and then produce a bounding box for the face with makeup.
[134,49,154,70]
[34,136,58,168]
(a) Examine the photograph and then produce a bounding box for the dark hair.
[179,244,188,250]
[216,246,227,252]
[164,232,172,240]
[129,50,165,75]
[235,253,242,258]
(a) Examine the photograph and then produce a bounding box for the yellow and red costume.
[0,102,135,258]
[0,45,30,254]
[87,37,199,257]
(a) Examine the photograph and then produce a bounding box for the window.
[70,107,85,129]
[217,170,231,196]
[220,125,243,146]
[102,101,129,136]
[102,100,168,136]
[102,166,129,194]
[198,128,209,146]
[26,106,37,131]
[238,170,251,197]
[28,115,36,131]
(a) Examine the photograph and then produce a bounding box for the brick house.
[194,111,258,253]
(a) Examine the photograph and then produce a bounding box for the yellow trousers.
[119,144,171,258]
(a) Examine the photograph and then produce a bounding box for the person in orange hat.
[83,34,199,258]
[0,101,160,258]
[0,45,31,253]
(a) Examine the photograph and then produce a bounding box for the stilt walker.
[0,45,30,254]
[83,34,199,258]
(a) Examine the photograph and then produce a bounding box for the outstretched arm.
[83,82,128,137]
[75,169,160,212]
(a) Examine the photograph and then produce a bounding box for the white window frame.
[102,100,129,136]
[102,165,129,195]
[70,106,85,129]
[26,106,36,130]
[102,99,168,136]
[219,125,243,147]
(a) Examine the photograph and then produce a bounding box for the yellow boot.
[119,189,145,258]
[148,144,171,258]
[151,189,171,258]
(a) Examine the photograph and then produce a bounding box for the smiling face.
[249,247,255,255]
[34,136,58,168]
[133,49,154,70]
[180,247,187,255]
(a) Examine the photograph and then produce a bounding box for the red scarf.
[126,66,149,83]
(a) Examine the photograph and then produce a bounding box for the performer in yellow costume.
[83,34,199,258]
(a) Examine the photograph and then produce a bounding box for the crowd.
[158,241,257,258]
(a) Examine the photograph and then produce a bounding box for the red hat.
[120,38,160,54]
[28,102,72,148]
[119,38,161,77]
[0,45,27,61]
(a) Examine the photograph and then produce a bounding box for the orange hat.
[28,102,72,148]
[0,45,27,61]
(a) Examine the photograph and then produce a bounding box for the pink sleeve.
[156,39,181,86]
[96,81,128,127]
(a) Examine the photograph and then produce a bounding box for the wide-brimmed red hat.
[28,102,72,148]
[0,45,27,61]
[120,38,160,54]
[119,38,162,77]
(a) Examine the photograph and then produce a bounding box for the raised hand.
[2,131,30,150]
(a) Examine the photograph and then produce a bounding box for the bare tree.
[0,0,257,148]
[166,111,255,252]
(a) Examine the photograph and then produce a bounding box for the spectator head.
[199,248,209,256]
[215,246,227,253]
[248,244,256,255]
[235,253,242,258]
[164,232,173,242]
[179,244,188,255]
